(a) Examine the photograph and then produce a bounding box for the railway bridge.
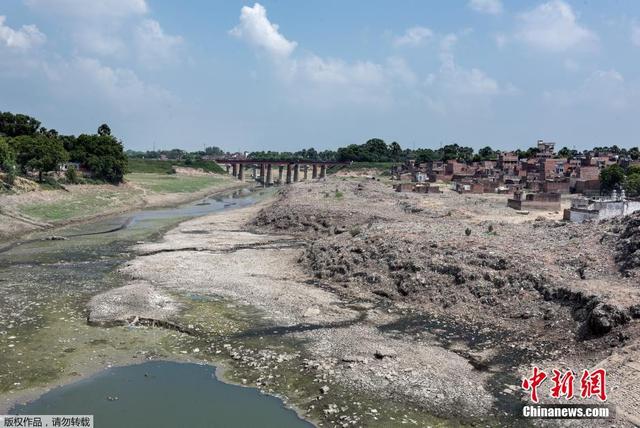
[217,159,350,185]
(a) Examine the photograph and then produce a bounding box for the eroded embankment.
[89,199,499,426]
[250,178,640,427]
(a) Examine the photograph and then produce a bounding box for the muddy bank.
[0,175,246,243]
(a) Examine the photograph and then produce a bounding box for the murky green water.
[11,361,311,428]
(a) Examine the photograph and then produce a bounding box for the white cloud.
[494,33,508,48]
[543,69,632,110]
[468,0,503,15]
[393,26,433,47]
[423,33,511,114]
[231,3,416,106]
[516,1,597,52]
[632,22,640,47]
[25,0,148,18]
[229,3,297,59]
[44,56,174,114]
[74,28,125,57]
[0,15,45,50]
[134,19,183,66]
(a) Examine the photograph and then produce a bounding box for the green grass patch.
[126,173,225,193]
[19,190,132,222]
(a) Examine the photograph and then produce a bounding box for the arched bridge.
[217,159,351,185]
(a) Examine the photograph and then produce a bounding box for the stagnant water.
[11,361,311,428]
[0,187,312,427]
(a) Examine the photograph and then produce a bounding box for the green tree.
[626,165,640,176]
[0,112,41,137]
[65,165,79,184]
[478,146,496,160]
[13,135,68,181]
[0,137,14,166]
[97,123,112,136]
[600,164,625,193]
[74,134,128,184]
[624,173,640,197]
[389,141,402,161]
[557,146,577,158]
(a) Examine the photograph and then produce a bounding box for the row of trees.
[248,140,500,163]
[0,112,127,184]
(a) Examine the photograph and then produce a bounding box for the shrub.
[65,165,79,184]
[465,227,472,236]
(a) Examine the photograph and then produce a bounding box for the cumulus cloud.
[422,32,512,114]
[24,0,148,18]
[43,56,174,114]
[516,1,597,52]
[134,19,183,66]
[393,26,433,47]
[0,15,45,50]
[543,69,633,110]
[231,3,419,106]
[229,3,297,59]
[468,0,503,15]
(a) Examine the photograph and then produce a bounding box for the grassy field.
[126,173,226,193]
[127,158,225,174]
[19,189,139,222]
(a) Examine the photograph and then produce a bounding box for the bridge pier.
[260,164,265,185]
[238,164,244,180]
[286,164,292,184]
[278,165,284,184]
[232,163,238,177]
[266,164,272,185]
[320,165,326,179]
[226,165,230,175]
[303,165,308,180]
[293,164,299,182]
[312,165,318,179]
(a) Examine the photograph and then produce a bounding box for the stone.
[374,347,397,359]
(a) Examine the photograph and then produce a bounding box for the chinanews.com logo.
[520,366,613,419]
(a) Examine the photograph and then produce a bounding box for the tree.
[389,142,402,161]
[0,112,41,137]
[557,146,577,159]
[478,146,496,161]
[204,146,224,157]
[600,164,625,193]
[65,165,79,184]
[624,173,640,197]
[97,123,111,136]
[0,137,13,166]
[74,134,128,184]
[626,165,640,176]
[13,135,68,181]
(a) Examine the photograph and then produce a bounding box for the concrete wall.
[565,200,640,223]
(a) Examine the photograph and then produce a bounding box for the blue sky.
[1,0,640,152]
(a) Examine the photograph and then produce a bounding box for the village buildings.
[391,140,638,216]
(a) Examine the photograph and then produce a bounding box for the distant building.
[507,190,561,211]
[563,191,640,223]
